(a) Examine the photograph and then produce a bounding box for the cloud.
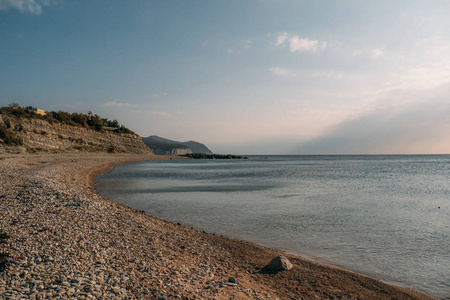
[276,32,289,46]
[289,37,322,52]
[275,32,327,53]
[382,58,450,92]
[352,49,363,56]
[371,48,384,59]
[103,101,139,108]
[150,93,167,98]
[270,67,296,77]
[228,39,252,54]
[313,71,345,80]
[0,0,52,15]
[151,111,171,117]
[350,46,385,60]
[297,87,450,154]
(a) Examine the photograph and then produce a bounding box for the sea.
[95,155,450,298]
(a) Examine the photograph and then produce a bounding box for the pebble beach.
[0,153,435,299]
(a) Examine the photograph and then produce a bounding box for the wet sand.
[0,153,435,299]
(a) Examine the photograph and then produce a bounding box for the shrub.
[2,104,133,135]
[119,125,132,134]
[71,113,88,127]
[51,111,78,126]
[87,115,103,131]
[103,118,119,128]
[0,124,23,146]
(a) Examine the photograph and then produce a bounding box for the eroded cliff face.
[152,147,192,156]
[0,114,152,154]
[141,135,199,156]
[171,148,191,156]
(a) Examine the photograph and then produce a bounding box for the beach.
[0,153,435,299]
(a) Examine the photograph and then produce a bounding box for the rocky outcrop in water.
[180,153,248,159]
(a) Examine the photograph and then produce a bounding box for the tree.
[103,118,119,128]
[8,102,20,108]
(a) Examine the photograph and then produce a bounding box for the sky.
[1,0,450,154]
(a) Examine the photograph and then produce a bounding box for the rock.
[228,277,238,284]
[67,288,75,296]
[225,277,238,286]
[263,256,293,272]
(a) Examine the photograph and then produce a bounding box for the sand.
[0,153,435,299]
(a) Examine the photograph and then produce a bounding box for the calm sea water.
[96,155,450,298]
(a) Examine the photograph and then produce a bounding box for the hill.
[183,140,213,154]
[142,135,213,155]
[0,106,151,154]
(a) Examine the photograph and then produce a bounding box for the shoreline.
[93,156,440,298]
[0,153,435,299]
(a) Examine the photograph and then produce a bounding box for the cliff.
[142,135,212,156]
[0,113,152,154]
[141,136,191,156]
[183,141,213,154]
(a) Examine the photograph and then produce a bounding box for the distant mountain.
[142,136,190,156]
[183,141,213,154]
[142,135,213,156]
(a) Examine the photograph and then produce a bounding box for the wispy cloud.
[276,32,327,53]
[151,111,171,117]
[313,71,345,80]
[275,32,289,46]
[352,49,363,56]
[371,48,384,59]
[351,46,385,59]
[270,67,296,77]
[289,37,324,52]
[0,0,52,15]
[382,59,450,92]
[103,101,139,108]
[150,93,167,98]
[298,85,450,154]
[228,39,252,54]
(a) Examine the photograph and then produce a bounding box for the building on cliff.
[1,106,46,116]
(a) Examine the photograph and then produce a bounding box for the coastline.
[0,153,435,299]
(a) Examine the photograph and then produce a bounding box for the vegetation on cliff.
[1,104,133,135]
[0,104,150,154]
[0,123,24,146]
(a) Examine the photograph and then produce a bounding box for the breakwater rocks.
[180,153,248,159]
[0,154,433,300]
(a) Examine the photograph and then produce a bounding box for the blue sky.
[1,0,449,154]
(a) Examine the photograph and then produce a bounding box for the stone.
[67,288,75,296]
[264,256,293,272]
[228,277,238,284]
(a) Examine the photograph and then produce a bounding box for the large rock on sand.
[264,256,293,272]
